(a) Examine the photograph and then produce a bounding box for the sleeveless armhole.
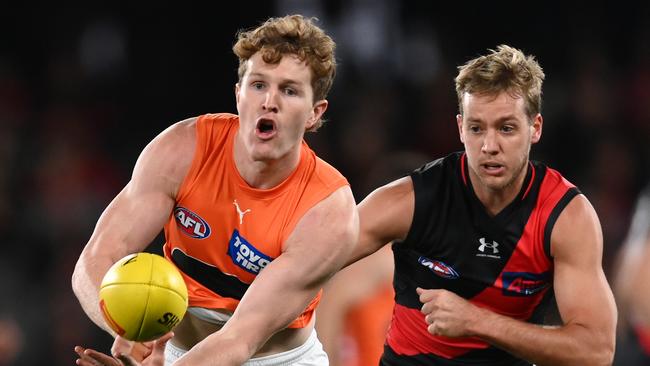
[543,187,581,259]
[313,156,349,192]
[282,154,349,241]
[174,115,209,202]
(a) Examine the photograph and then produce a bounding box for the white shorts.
[164,329,328,366]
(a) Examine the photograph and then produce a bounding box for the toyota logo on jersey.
[228,230,274,274]
[174,207,211,239]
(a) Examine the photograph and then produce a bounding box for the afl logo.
[174,207,211,239]
[418,256,459,279]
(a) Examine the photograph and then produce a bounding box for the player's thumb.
[153,332,174,353]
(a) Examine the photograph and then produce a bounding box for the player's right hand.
[74,333,172,366]
[116,333,172,366]
[416,287,483,338]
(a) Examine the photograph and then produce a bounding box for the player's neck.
[471,167,527,217]
[233,142,301,190]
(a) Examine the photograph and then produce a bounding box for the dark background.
[1,1,649,365]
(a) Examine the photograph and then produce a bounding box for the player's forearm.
[174,333,251,366]
[175,271,324,364]
[173,305,294,365]
[471,309,614,366]
[224,283,318,351]
[71,252,116,336]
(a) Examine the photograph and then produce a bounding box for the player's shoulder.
[412,151,462,176]
[138,116,199,176]
[166,116,198,139]
[365,175,414,211]
[312,154,348,186]
[159,113,237,140]
[550,192,600,258]
[147,116,198,152]
[195,113,239,128]
[408,152,462,199]
[533,161,576,189]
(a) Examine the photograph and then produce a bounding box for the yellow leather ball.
[99,253,188,342]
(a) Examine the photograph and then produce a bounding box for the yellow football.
[99,252,188,342]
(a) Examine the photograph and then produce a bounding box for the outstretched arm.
[314,176,411,365]
[419,194,617,366]
[344,176,414,267]
[71,118,196,334]
[174,185,359,365]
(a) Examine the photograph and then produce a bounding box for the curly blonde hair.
[233,15,336,131]
[455,44,545,120]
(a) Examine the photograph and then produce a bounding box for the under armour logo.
[478,238,499,254]
[233,200,251,225]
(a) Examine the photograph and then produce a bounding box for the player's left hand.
[109,336,152,362]
[416,287,483,338]
[74,332,172,366]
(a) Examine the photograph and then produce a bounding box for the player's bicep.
[85,118,197,260]
[86,181,175,259]
[551,195,616,337]
[348,176,414,265]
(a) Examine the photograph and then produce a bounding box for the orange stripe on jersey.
[163,113,348,328]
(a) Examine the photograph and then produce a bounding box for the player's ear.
[306,99,328,130]
[456,114,465,144]
[531,113,542,144]
[235,83,241,105]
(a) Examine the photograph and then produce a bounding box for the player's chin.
[250,148,280,162]
[251,143,291,162]
[480,175,510,191]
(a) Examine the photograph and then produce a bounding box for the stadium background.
[0,1,648,365]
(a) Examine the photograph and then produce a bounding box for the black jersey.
[381,152,580,365]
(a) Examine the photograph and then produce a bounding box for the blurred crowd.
[1,2,648,365]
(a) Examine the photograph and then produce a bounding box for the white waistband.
[245,329,320,365]
[186,306,232,325]
[165,329,323,366]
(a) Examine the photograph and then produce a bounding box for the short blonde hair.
[233,15,336,131]
[455,44,545,120]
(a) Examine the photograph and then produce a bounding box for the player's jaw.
[473,153,527,192]
[245,115,305,162]
[471,161,508,191]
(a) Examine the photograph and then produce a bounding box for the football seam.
[100,283,187,301]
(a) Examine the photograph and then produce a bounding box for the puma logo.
[233,200,252,225]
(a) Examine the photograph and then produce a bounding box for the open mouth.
[483,163,502,169]
[482,162,504,174]
[255,118,276,139]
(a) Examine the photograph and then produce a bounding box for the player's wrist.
[465,305,493,337]
[180,334,252,366]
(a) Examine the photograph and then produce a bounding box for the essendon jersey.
[162,113,348,328]
[382,152,579,365]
